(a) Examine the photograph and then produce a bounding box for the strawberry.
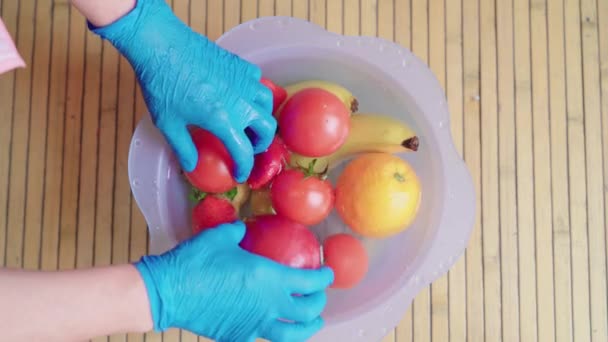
[260,77,288,114]
[191,195,238,235]
[247,135,291,190]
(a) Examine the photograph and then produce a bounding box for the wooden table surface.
[1,0,607,341]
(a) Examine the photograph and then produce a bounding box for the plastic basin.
[127,16,475,342]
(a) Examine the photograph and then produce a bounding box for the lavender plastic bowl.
[127,17,475,342]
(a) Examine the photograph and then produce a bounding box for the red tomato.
[270,169,334,226]
[260,77,288,114]
[240,215,322,269]
[185,128,237,193]
[323,233,369,289]
[278,88,350,157]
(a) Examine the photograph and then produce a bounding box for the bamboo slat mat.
[1,0,607,341]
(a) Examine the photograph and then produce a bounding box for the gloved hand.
[135,222,334,341]
[89,0,276,181]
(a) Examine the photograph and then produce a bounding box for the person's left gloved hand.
[134,221,334,342]
[89,0,276,181]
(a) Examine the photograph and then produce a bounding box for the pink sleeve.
[0,17,25,75]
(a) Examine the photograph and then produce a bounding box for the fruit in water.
[249,187,274,216]
[278,79,359,118]
[247,136,290,190]
[322,233,369,289]
[185,128,237,193]
[278,88,351,157]
[260,77,288,114]
[240,215,321,269]
[335,153,421,238]
[290,113,419,173]
[228,183,250,213]
[270,168,334,226]
[191,195,238,235]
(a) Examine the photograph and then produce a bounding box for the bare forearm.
[0,265,153,342]
[70,0,137,27]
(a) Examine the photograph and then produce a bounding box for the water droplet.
[448,192,456,200]
[358,329,366,337]
[249,23,258,30]
[381,327,388,334]
[447,255,455,264]
[134,139,142,147]
[132,179,140,187]
[278,18,289,27]
[432,270,439,277]
[401,59,409,67]
[166,168,172,179]
[336,39,344,47]
[438,120,446,128]
[356,39,363,45]
[439,261,445,269]
[413,275,420,284]
[379,44,385,52]
[152,180,158,186]
[397,49,404,55]
[154,226,161,231]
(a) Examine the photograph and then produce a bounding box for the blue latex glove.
[89,0,276,180]
[135,222,334,341]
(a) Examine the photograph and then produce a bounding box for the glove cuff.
[87,0,185,64]
[134,256,169,333]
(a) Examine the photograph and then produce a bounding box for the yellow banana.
[289,113,419,173]
[277,80,359,117]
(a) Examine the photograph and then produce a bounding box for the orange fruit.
[335,153,421,238]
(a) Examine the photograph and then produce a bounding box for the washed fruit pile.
[183,78,422,289]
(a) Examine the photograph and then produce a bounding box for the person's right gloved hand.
[89,0,276,181]
[134,221,334,342]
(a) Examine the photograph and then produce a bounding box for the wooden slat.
[564,0,593,340]
[259,0,274,17]
[496,0,520,341]
[580,0,608,340]
[207,0,223,40]
[530,1,556,341]
[309,0,326,27]
[514,0,538,340]
[22,0,52,271]
[547,0,574,340]
[326,0,342,33]
[5,0,35,270]
[73,9,99,271]
[462,0,484,341]
[241,0,258,22]
[224,0,240,31]
[599,5,608,342]
[480,0,501,339]
[445,0,466,340]
[0,0,19,268]
[190,0,207,33]
[343,0,358,35]
[40,0,69,272]
[276,0,291,16]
